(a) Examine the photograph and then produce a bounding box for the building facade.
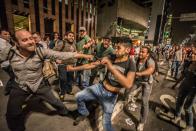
[171,0,196,44]
[0,0,97,38]
[97,0,151,40]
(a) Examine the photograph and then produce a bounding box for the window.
[90,3,92,14]
[65,4,68,19]
[66,23,71,32]
[81,11,84,26]
[65,0,68,5]
[71,0,74,20]
[23,0,29,8]
[81,0,84,10]
[11,0,18,5]
[86,2,88,12]
[52,0,55,15]
[43,0,48,13]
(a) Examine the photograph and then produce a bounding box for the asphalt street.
[0,62,195,131]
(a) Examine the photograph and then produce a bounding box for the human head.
[114,37,132,58]
[139,46,151,60]
[0,28,10,41]
[102,37,111,48]
[66,31,75,43]
[79,27,87,38]
[14,29,36,52]
[32,32,41,43]
[53,32,59,40]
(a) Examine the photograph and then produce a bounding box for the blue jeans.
[75,83,118,131]
[171,61,180,78]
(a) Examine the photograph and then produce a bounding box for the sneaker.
[172,116,181,124]
[137,123,144,131]
[125,118,134,126]
[183,126,194,131]
[67,91,74,95]
[73,115,87,126]
[130,103,138,108]
[59,94,65,101]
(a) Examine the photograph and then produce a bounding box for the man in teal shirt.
[76,27,92,88]
[89,37,114,85]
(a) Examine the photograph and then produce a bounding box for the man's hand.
[84,54,94,61]
[136,72,142,76]
[101,57,112,67]
[91,60,101,66]
[83,44,90,49]
[56,59,62,64]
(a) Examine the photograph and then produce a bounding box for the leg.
[36,83,69,115]
[100,86,117,131]
[174,61,180,79]
[140,83,152,124]
[184,90,196,127]
[103,113,114,131]
[6,87,29,131]
[171,61,175,77]
[175,80,189,117]
[75,84,100,116]
[58,64,67,96]
[82,69,91,88]
[65,71,74,94]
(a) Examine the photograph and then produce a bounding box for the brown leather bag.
[36,46,58,85]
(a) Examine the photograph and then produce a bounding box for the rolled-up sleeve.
[41,48,77,60]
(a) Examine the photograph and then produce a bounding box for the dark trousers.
[175,76,196,127]
[2,65,15,95]
[6,81,68,131]
[58,64,74,94]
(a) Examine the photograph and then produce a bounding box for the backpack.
[36,46,58,85]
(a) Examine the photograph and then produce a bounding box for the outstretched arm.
[42,48,93,61]
[66,61,101,72]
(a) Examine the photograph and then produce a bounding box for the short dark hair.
[141,46,151,53]
[66,31,74,35]
[0,28,9,34]
[32,32,41,36]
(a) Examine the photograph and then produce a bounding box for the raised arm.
[66,61,100,71]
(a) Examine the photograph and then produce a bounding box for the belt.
[102,80,120,94]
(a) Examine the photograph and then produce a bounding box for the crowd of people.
[0,27,195,131]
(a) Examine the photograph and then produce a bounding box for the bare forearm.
[137,67,154,76]
[67,63,99,71]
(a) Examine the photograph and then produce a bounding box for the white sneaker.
[137,123,144,131]
[125,118,134,126]
[130,103,138,108]
[0,80,3,86]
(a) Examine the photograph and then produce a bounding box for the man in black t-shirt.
[73,37,136,131]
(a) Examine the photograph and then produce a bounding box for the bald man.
[0,29,93,131]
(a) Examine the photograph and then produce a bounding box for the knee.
[75,92,84,102]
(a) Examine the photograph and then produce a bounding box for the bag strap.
[36,46,44,61]
[7,48,15,61]
[60,41,66,52]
